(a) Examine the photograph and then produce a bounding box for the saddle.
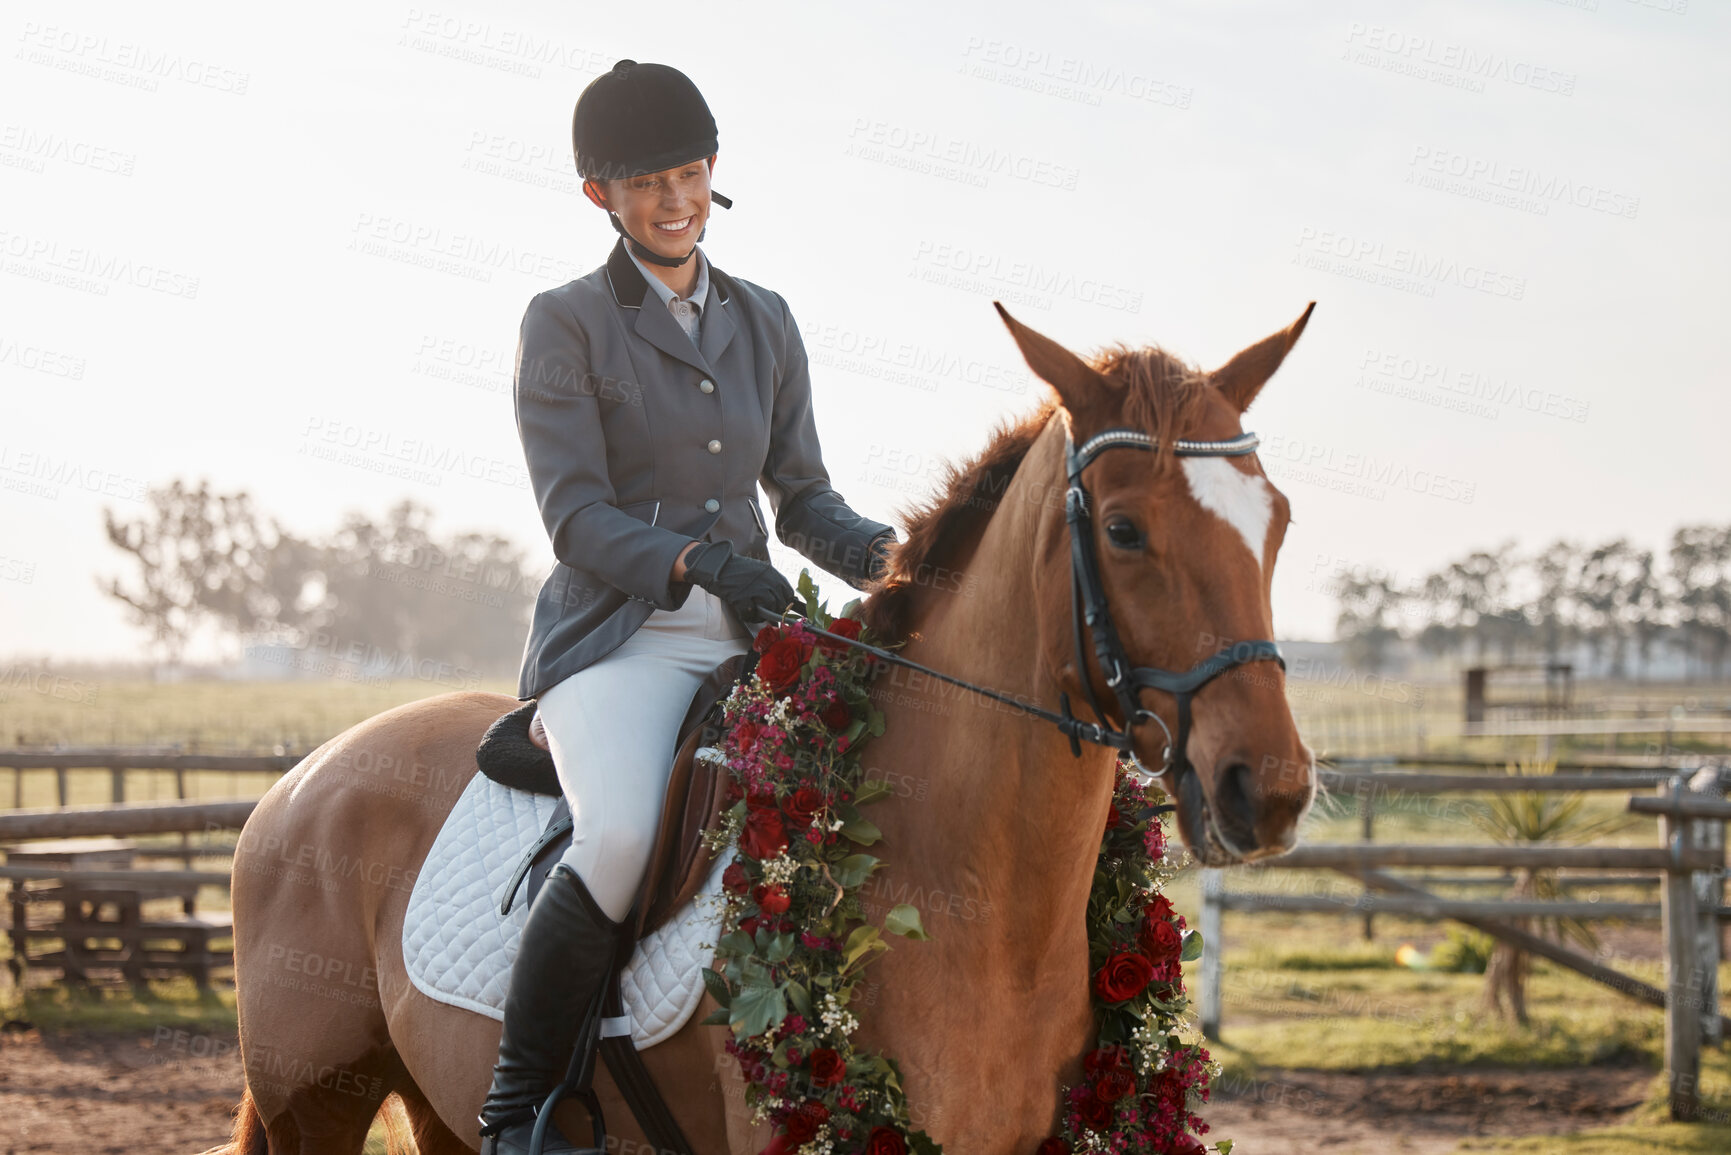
[472,648,755,1155]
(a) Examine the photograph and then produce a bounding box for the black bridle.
[1056,426,1285,777]
[766,425,1286,780]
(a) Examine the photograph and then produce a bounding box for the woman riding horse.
[478,60,898,1155]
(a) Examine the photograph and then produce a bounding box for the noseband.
[1058,427,1285,779]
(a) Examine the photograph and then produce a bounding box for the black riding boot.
[478,863,626,1155]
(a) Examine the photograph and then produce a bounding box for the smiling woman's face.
[583,156,714,259]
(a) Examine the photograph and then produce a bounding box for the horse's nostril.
[1213,761,1260,852]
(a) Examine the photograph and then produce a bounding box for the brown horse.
[216,303,1318,1155]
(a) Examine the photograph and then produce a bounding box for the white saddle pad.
[402,768,730,1049]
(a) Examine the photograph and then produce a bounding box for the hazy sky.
[3,0,1725,662]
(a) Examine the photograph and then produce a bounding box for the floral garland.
[1037,769,1229,1155]
[703,572,1227,1155]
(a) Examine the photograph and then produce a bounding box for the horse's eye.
[1105,520,1143,549]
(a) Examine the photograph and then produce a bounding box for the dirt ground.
[0,1024,1659,1155]
[1203,1062,1653,1154]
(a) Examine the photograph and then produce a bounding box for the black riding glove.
[836,529,897,590]
[865,529,897,582]
[681,540,798,625]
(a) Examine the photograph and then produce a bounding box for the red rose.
[784,786,824,827]
[1140,917,1183,966]
[1146,894,1175,922]
[1083,1044,1128,1074]
[863,1127,907,1155]
[808,1047,845,1087]
[1163,1135,1206,1155]
[1104,805,1126,831]
[732,720,762,752]
[821,695,853,731]
[782,1099,830,1144]
[816,616,863,658]
[752,624,787,655]
[1077,1096,1113,1130]
[1095,1069,1135,1103]
[1036,1140,1070,1155]
[753,884,791,915]
[742,805,787,859]
[758,636,813,694]
[1092,950,1155,1003]
[723,862,749,895]
[724,775,744,806]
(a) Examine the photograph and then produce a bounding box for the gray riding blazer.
[512,236,894,701]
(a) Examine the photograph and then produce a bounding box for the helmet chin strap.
[607,189,733,269]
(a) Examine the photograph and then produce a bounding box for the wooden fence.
[1199,756,1729,1122]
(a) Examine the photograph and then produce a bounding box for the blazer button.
[698,379,715,393]
[707,439,722,454]
[704,498,720,513]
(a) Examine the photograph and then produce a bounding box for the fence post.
[1200,868,1223,1041]
[1687,764,1725,1048]
[1660,773,1702,1121]
[1361,786,1376,941]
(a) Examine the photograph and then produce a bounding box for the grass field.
[3,675,1731,1152]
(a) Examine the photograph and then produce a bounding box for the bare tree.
[101,481,536,676]
[99,478,316,662]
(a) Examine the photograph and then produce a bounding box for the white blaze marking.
[1180,457,1273,567]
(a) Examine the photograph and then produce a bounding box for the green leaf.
[766,932,795,963]
[839,811,882,846]
[719,930,755,958]
[1216,1141,1234,1155]
[866,710,886,737]
[730,983,787,1039]
[1181,929,1204,962]
[786,981,811,1016]
[699,1007,730,1026]
[884,903,931,941]
[851,771,890,804]
[831,854,880,888]
[797,569,819,617]
[700,967,733,1008]
[843,925,884,968]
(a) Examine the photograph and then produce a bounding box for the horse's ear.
[993,301,1117,415]
[1212,302,1316,414]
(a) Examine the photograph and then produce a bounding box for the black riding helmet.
[572,59,731,269]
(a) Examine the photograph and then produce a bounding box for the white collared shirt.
[627,243,709,348]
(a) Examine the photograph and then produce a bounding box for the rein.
[767,425,1287,783]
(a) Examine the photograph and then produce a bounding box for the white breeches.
[536,585,754,922]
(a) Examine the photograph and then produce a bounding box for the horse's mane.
[858,344,1211,644]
